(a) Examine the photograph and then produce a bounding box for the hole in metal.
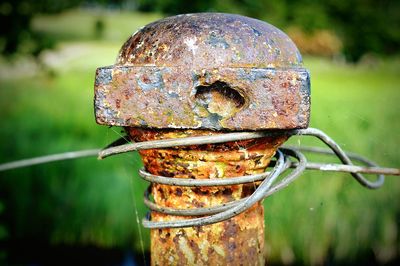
[194,81,245,118]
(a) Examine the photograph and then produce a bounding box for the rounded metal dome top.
[94,13,310,130]
[116,13,303,69]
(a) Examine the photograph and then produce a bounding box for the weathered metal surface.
[94,13,310,130]
[128,128,287,265]
[95,66,310,130]
[117,13,302,68]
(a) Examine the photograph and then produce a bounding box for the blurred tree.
[237,0,287,28]
[137,0,216,14]
[286,0,331,32]
[0,0,82,56]
[94,17,106,39]
[326,0,400,61]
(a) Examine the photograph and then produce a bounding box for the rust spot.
[115,99,121,109]
[193,226,203,236]
[175,187,183,197]
[192,199,205,208]
[241,184,255,198]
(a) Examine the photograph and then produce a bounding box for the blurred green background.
[0,0,399,265]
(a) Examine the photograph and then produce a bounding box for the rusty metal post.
[128,128,286,265]
[94,13,310,265]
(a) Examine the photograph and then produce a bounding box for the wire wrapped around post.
[95,127,388,228]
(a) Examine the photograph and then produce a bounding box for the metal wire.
[1,128,397,182]
[105,127,389,228]
[141,148,306,229]
[98,131,285,159]
[0,149,100,172]
[98,127,393,188]
[293,128,385,189]
[142,149,303,228]
[0,127,398,228]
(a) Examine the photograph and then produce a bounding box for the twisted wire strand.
[284,145,399,176]
[292,128,384,189]
[0,149,100,172]
[141,148,303,220]
[143,186,244,216]
[139,166,273,187]
[122,127,389,227]
[96,127,391,188]
[0,127,397,228]
[0,128,397,185]
[142,149,295,228]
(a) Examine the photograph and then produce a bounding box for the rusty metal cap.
[117,13,302,69]
[94,13,310,130]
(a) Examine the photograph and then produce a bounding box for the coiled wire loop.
[1,127,396,229]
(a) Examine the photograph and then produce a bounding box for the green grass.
[1,9,399,265]
[266,57,400,264]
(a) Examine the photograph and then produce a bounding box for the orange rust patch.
[128,127,286,265]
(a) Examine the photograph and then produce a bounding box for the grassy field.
[0,9,399,265]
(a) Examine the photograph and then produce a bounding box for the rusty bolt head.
[94,13,310,131]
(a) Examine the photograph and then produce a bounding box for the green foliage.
[325,0,400,61]
[0,0,82,56]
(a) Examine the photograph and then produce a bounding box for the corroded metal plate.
[94,66,310,130]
